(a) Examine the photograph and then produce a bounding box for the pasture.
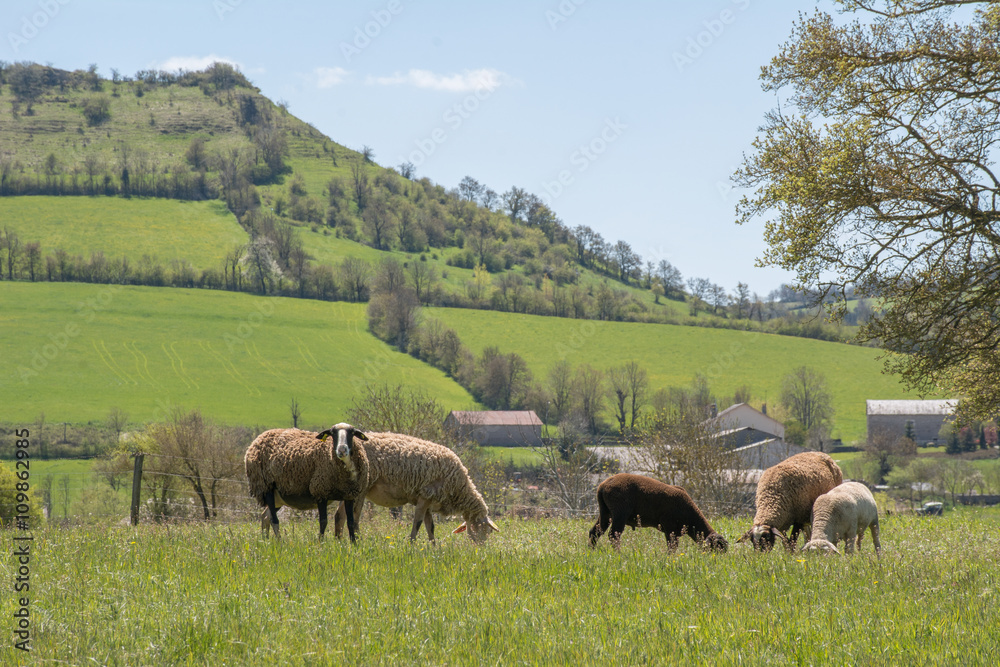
[0,197,246,271]
[1,509,997,665]
[431,308,924,444]
[0,282,475,425]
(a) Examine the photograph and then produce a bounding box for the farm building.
[732,438,807,469]
[445,410,544,447]
[707,403,785,443]
[866,400,958,445]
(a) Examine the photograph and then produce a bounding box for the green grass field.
[0,196,246,270]
[0,282,475,425]
[430,308,925,444]
[1,509,997,665]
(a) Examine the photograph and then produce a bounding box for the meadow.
[0,282,474,425]
[0,197,246,271]
[1,509,997,665]
[430,308,924,444]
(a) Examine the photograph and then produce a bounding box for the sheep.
[802,482,881,556]
[333,429,500,543]
[588,473,728,552]
[244,423,369,542]
[736,451,843,551]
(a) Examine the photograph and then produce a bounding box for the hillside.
[429,308,923,443]
[0,282,475,425]
[0,61,849,339]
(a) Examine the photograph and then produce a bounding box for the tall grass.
[2,509,997,665]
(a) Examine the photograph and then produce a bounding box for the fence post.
[130,453,144,526]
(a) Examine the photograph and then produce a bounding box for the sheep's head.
[736,525,791,552]
[317,423,368,462]
[702,532,729,553]
[802,539,841,555]
[453,516,500,543]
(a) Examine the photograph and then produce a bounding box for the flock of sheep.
[244,426,880,556]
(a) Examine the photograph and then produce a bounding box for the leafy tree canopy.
[736,0,1000,421]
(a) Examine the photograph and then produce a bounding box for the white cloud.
[157,55,241,72]
[315,66,351,88]
[366,68,514,92]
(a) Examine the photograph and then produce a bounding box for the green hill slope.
[0,282,475,425]
[0,196,245,270]
[430,308,922,443]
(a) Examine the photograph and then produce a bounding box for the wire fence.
[14,449,759,527]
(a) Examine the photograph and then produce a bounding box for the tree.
[780,366,834,447]
[547,359,575,424]
[865,428,917,485]
[611,240,641,283]
[339,257,371,302]
[107,406,129,443]
[607,361,648,433]
[458,175,484,202]
[574,364,606,434]
[289,396,301,428]
[502,186,530,223]
[656,260,684,299]
[735,1,1000,422]
[475,347,532,410]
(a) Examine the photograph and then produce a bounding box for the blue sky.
[2,0,821,295]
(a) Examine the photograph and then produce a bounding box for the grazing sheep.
[588,473,728,552]
[803,482,881,556]
[334,430,500,543]
[737,451,843,551]
[244,423,369,542]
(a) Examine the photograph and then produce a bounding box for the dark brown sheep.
[588,473,728,552]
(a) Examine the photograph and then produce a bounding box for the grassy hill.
[0,196,245,270]
[429,308,923,443]
[0,282,475,425]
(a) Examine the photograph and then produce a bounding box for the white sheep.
[333,429,500,543]
[737,451,843,551]
[803,482,882,556]
[244,423,369,541]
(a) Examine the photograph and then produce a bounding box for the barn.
[444,410,544,447]
[866,399,958,445]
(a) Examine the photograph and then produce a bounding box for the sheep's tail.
[244,449,270,506]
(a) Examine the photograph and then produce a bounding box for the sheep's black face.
[704,533,728,553]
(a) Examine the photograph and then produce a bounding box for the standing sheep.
[737,451,843,551]
[803,482,882,556]
[334,429,500,543]
[588,473,728,552]
[244,423,369,541]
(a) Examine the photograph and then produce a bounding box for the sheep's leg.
[424,510,435,542]
[664,531,679,553]
[260,508,269,537]
[588,495,611,547]
[844,530,856,555]
[787,523,804,551]
[333,501,346,539]
[264,489,280,540]
[871,520,882,556]
[317,500,328,540]
[608,513,629,550]
[410,498,432,542]
[344,499,358,543]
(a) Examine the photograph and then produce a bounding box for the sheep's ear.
[453,522,468,534]
[317,429,332,441]
[352,429,368,441]
[487,517,500,532]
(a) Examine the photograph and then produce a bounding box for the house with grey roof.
[444,410,544,447]
[866,399,958,445]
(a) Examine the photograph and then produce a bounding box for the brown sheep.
[244,423,369,541]
[588,473,728,552]
[737,451,843,552]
